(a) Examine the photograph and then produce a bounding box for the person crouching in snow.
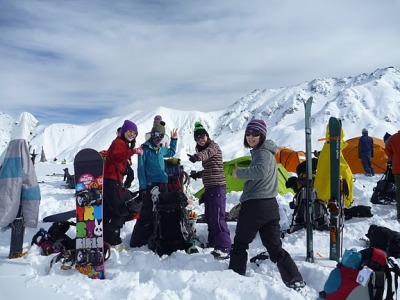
[229,119,305,290]
[103,120,143,246]
[187,121,231,259]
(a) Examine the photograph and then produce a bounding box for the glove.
[190,170,202,180]
[139,190,147,199]
[187,154,197,163]
[133,146,143,156]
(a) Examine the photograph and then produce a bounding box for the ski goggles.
[151,131,164,139]
[195,134,207,141]
[245,130,261,137]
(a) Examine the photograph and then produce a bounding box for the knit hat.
[193,121,208,140]
[383,132,391,143]
[362,128,368,135]
[153,115,166,127]
[246,119,267,136]
[121,120,138,136]
[151,123,165,135]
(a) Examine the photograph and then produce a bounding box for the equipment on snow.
[304,96,315,262]
[9,206,26,258]
[328,117,344,262]
[74,148,105,279]
[370,163,396,205]
[148,188,198,256]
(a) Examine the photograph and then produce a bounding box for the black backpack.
[371,164,396,205]
[286,183,329,233]
[366,225,400,259]
[148,191,197,256]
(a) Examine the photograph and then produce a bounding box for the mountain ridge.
[1,66,399,163]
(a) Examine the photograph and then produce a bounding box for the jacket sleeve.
[236,150,270,180]
[164,138,177,158]
[137,148,147,190]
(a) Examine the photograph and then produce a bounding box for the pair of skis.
[303,97,343,263]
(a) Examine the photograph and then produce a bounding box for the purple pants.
[204,185,231,252]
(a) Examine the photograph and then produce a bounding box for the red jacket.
[385,130,400,175]
[104,137,136,182]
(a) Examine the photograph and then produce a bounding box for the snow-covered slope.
[1,67,399,163]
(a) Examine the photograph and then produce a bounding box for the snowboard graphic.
[74,148,105,279]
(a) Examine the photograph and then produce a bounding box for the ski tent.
[342,137,387,174]
[275,147,306,173]
[194,156,293,198]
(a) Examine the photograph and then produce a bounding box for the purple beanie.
[121,120,138,136]
[246,119,267,136]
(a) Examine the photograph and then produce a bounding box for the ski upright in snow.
[303,96,315,263]
[74,148,105,279]
[328,117,344,262]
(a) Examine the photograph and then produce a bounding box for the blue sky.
[1,0,400,125]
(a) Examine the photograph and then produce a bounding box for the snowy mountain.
[1,67,400,299]
[1,66,399,163]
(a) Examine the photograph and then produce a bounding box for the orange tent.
[275,147,306,173]
[342,137,387,174]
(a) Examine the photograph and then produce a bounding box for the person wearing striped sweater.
[187,122,231,259]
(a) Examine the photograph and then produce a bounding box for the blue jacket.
[358,134,374,158]
[137,138,177,190]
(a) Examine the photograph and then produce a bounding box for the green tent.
[194,156,294,198]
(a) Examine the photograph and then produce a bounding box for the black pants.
[103,178,130,245]
[229,198,303,284]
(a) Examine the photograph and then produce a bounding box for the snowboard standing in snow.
[74,148,105,279]
[328,117,344,262]
[8,206,26,258]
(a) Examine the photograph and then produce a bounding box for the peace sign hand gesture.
[171,128,178,139]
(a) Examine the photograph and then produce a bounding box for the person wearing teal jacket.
[130,121,178,247]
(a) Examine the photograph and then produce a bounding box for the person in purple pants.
[187,121,231,259]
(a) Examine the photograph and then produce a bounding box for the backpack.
[164,158,189,192]
[318,247,400,300]
[371,164,396,205]
[148,190,197,256]
[287,183,329,233]
[366,225,400,259]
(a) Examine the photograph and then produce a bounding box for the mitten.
[187,154,197,163]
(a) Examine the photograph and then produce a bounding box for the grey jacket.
[236,140,278,203]
[0,139,41,227]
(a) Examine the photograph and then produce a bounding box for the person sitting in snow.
[229,119,305,290]
[129,117,178,248]
[103,120,143,246]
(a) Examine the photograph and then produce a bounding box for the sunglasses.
[195,134,207,141]
[245,131,261,137]
[126,130,137,137]
[152,132,164,139]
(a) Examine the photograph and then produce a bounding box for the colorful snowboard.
[74,148,105,279]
